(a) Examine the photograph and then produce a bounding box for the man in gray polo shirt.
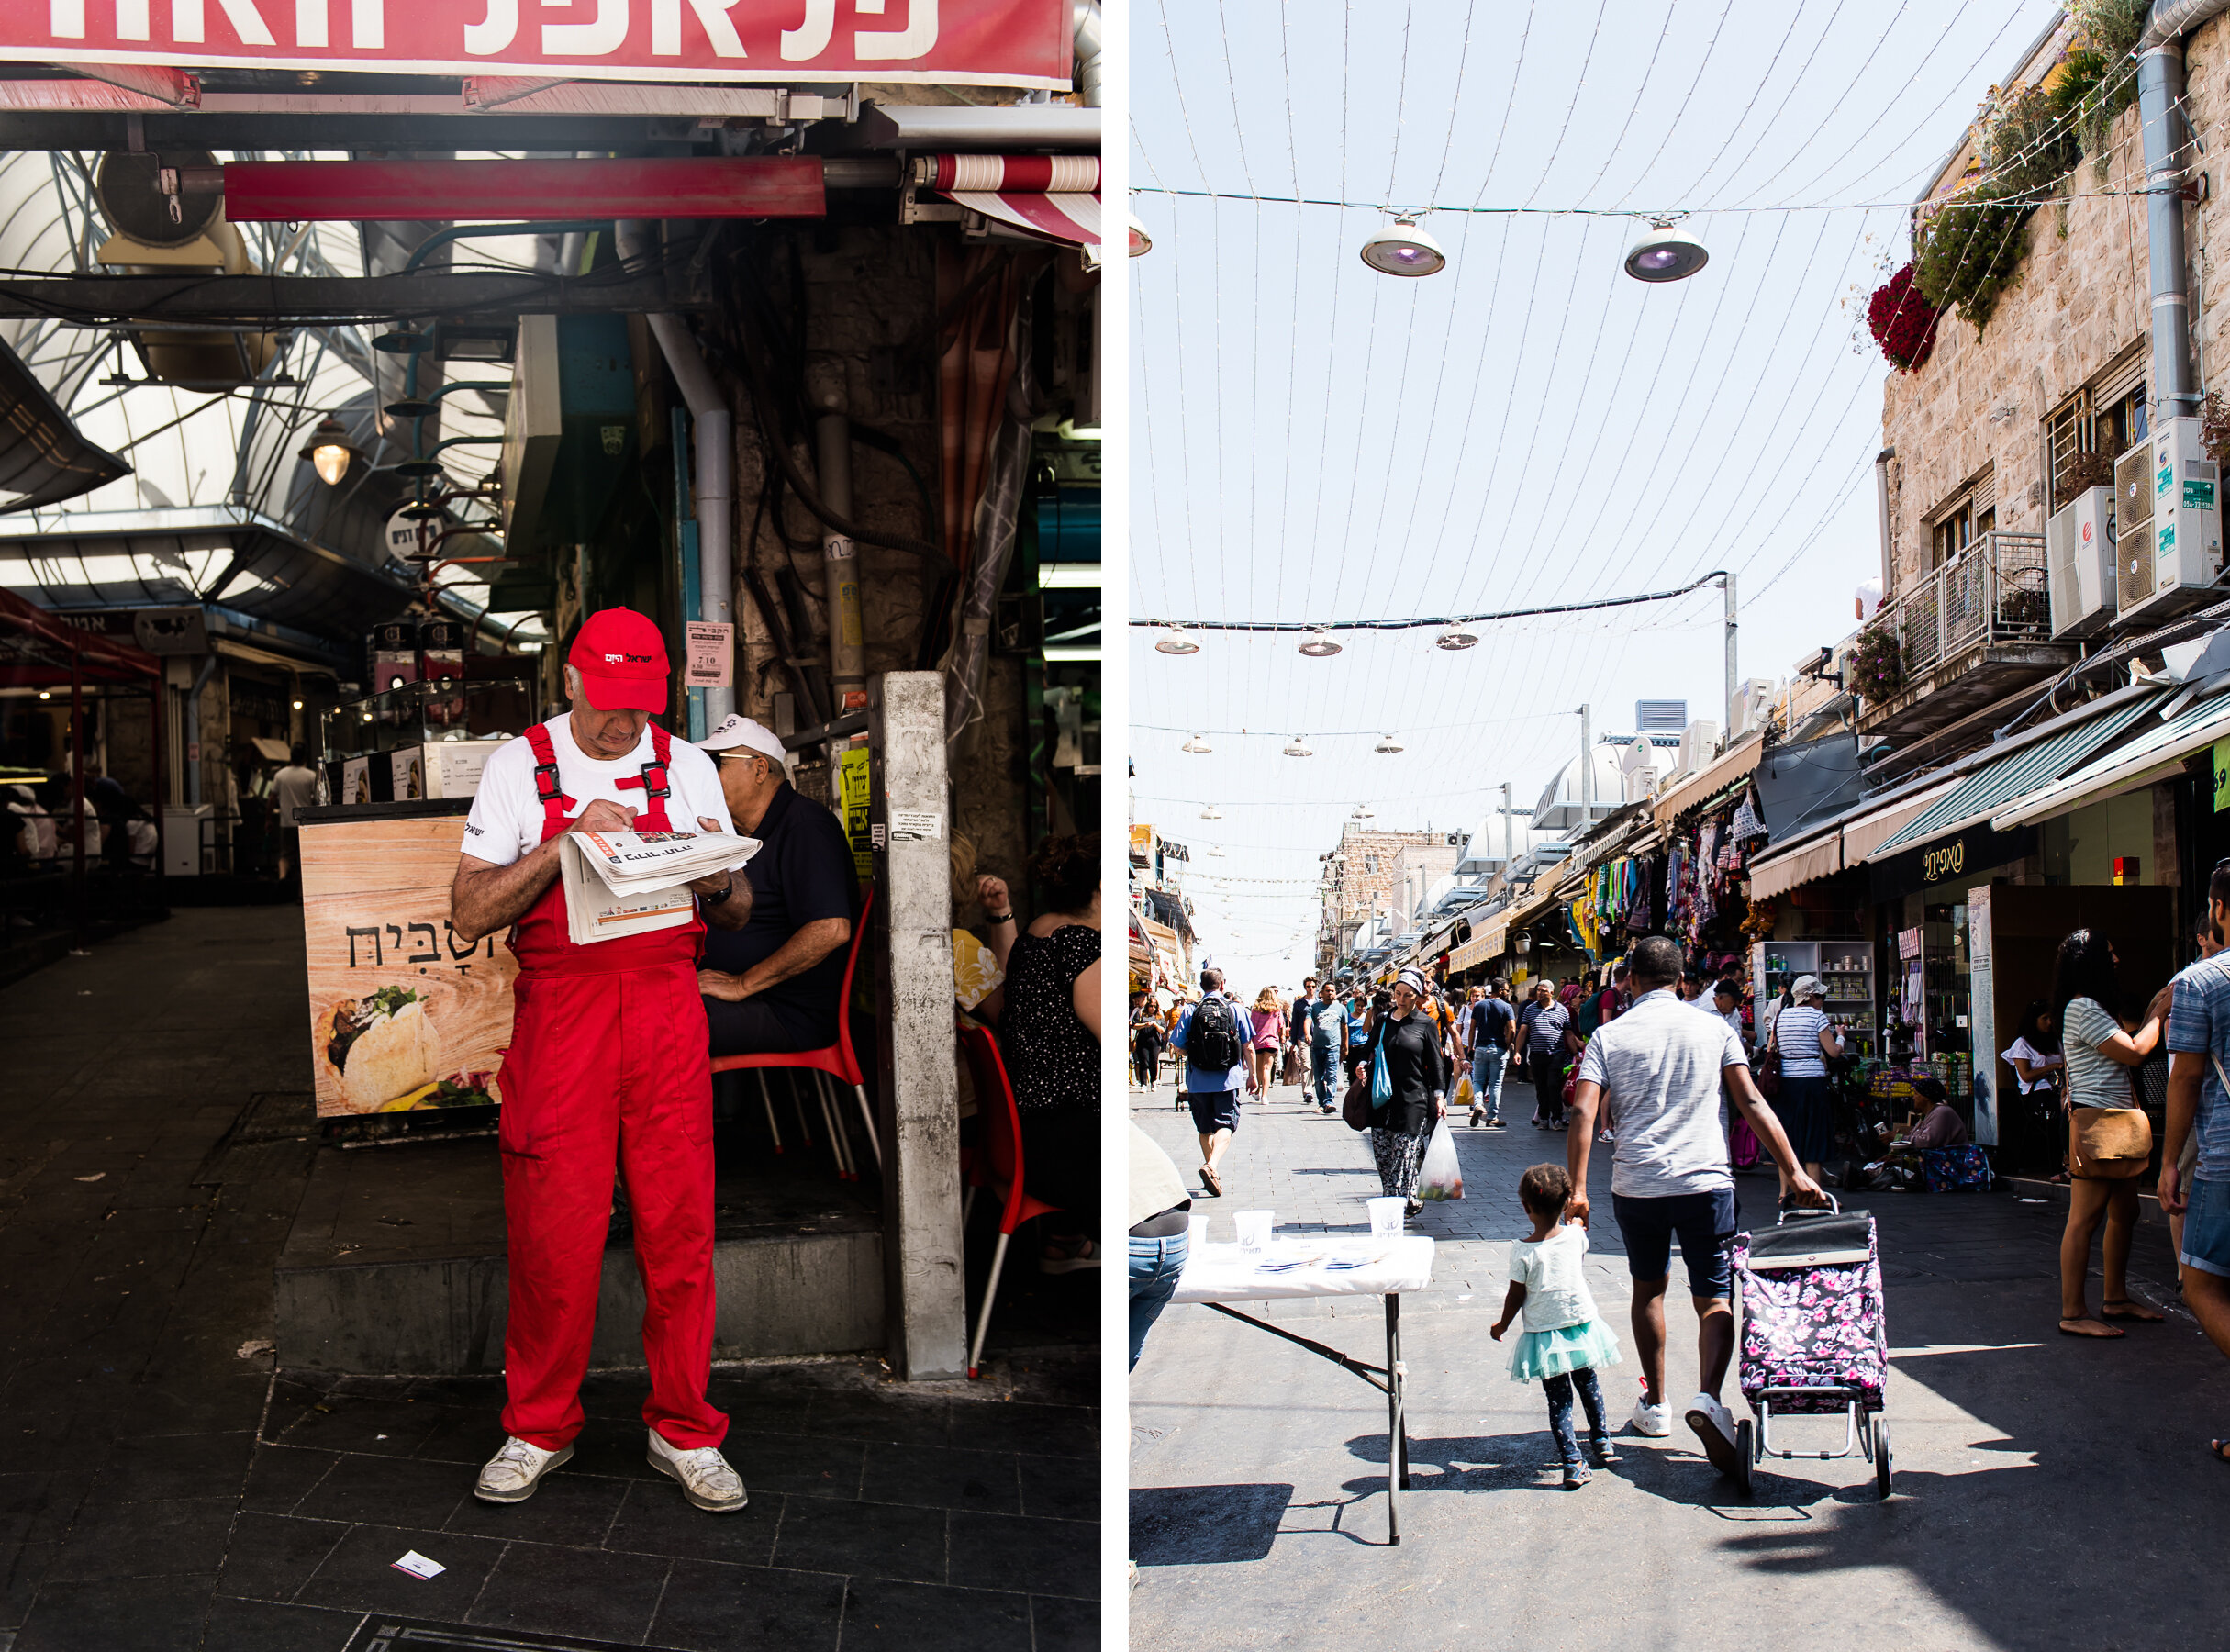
[1566,935,1824,1478]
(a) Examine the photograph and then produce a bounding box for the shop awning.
[1449,920,1504,972]
[1748,832,1845,901]
[921,154,1101,250]
[1745,781,1957,900]
[0,334,129,511]
[1868,691,2165,860]
[1841,782,1960,865]
[1652,732,1766,832]
[1994,688,2230,830]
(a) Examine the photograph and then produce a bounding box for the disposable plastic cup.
[1232,1210,1273,1249]
[1366,1197,1406,1236]
[1186,1210,1210,1245]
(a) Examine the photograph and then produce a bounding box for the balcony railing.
[1877,530,2051,681]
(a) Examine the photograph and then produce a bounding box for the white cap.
[1790,974,1823,1000]
[695,715,786,763]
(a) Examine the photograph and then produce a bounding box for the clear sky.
[1129,0,2064,994]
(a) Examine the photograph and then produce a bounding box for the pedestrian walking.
[1710,980,1745,1044]
[2164,912,2224,1272]
[1288,977,1318,1091]
[2163,862,2230,1455]
[1176,969,1249,1197]
[1246,987,1286,1099]
[1303,977,1347,1115]
[1563,935,1824,1479]
[1467,979,1516,1130]
[2051,929,2169,1338]
[1519,978,1574,1130]
[1352,966,1449,1217]
[1491,1162,1622,1487]
[1765,975,1842,1187]
[1131,994,1165,1089]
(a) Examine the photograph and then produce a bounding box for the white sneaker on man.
[647,1427,749,1512]
[1685,1392,1745,1479]
[1628,1394,1671,1437]
[474,1436,572,1503]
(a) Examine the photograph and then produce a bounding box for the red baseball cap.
[568,608,669,713]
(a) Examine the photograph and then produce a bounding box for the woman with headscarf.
[1352,966,1451,1216]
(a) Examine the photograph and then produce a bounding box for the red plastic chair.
[711,885,879,1178]
[957,1021,1060,1379]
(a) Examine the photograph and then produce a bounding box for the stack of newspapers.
[560,829,760,945]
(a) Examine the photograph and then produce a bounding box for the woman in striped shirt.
[1767,975,1843,1188]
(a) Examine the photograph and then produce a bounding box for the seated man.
[693,716,857,1054]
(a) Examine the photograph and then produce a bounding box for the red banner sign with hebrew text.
[0,0,1069,87]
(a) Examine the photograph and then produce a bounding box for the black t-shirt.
[699,784,858,1044]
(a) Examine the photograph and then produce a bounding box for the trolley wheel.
[1874,1419,1892,1500]
[1734,1419,1756,1496]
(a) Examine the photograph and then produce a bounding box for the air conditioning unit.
[1675,719,1720,777]
[1727,677,1778,740]
[2117,416,2224,624]
[2047,484,2116,639]
[1635,698,1688,732]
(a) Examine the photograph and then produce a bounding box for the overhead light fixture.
[1435,627,1478,651]
[1206,845,1227,857]
[291,698,304,710]
[1360,213,1446,277]
[373,327,433,355]
[1283,736,1314,757]
[1155,626,1200,655]
[1298,628,1342,658]
[1375,734,1404,753]
[1199,804,1222,820]
[1128,212,1153,258]
[1624,218,1709,283]
[1182,732,1213,753]
[300,414,360,486]
[38,688,50,700]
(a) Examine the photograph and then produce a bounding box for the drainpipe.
[1874,447,1895,597]
[1073,1,1104,107]
[184,653,218,808]
[2139,2,2230,423]
[614,219,735,727]
[805,360,868,714]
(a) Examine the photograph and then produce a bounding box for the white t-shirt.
[2003,1035,2064,1094]
[1510,1222,1600,1334]
[1576,988,1747,1198]
[461,716,728,868]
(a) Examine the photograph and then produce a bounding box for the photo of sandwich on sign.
[318,984,445,1112]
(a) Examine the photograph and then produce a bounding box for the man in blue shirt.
[1466,980,1516,1131]
[1300,978,1347,1115]
[1175,967,1249,1196]
[2164,862,2230,1414]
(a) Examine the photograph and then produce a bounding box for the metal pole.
[1723,574,1739,730]
[2141,38,2199,424]
[1578,704,1593,829]
[1385,1292,1405,1545]
[1501,781,1513,869]
[808,362,867,715]
[70,652,85,945]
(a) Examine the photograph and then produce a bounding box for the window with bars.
[2046,356,2148,513]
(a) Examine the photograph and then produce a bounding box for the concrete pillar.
[869,671,967,1379]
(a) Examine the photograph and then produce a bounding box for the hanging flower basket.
[1868,262,1940,372]
[1848,622,1905,699]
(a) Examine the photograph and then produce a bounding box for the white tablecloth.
[1171,1235,1436,1305]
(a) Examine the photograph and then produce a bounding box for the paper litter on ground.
[391,1550,445,1579]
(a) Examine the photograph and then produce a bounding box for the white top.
[1774,1004,1833,1077]
[1171,1235,1435,1303]
[1575,987,1746,1199]
[1510,1222,1598,1334]
[2003,1035,2065,1094]
[462,715,728,868]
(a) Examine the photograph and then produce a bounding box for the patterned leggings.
[1544,1367,1609,1468]
[1368,1126,1427,1201]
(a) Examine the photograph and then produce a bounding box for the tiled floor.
[0,908,1098,1650]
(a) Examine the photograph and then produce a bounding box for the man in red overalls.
[451,608,751,1512]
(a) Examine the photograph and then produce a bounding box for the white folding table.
[1171,1233,1435,1544]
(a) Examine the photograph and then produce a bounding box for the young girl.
[1491,1163,1622,1486]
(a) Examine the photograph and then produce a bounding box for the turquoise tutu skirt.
[1508,1317,1622,1383]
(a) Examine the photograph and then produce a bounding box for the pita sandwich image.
[321,984,443,1111]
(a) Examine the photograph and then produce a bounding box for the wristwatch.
[707,876,736,906]
[985,910,1015,924]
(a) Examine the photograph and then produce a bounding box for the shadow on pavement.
[1131,1483,1293,1565]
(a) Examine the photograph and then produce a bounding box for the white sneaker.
[1628,1394,1672,1437]
[1685,1392,1745,1480]
[474,1435,572,1503]
[648,1427,749,1512]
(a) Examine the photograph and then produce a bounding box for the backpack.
[1189,994,1243,1071]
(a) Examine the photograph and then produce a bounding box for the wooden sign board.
[300,814,517,1119]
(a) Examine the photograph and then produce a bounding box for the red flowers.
[1868,262,1940,372]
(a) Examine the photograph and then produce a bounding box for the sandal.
[1200,1165,1223,1197]
[2209,1439,2230,1463]
[2102,1300,2164,1323]
[2057,1317,2125,1338]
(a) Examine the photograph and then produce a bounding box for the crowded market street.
[1128,1073,2208,1649]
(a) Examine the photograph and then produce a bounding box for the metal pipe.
[2141,32,2202,423]
[1874,448,1895,597]
[1723,573,1739,732]
[1502,781,1513,871]
[70,652,86,934]
[184,653,218,808]
[615,219,735,726]
[807,359,868,714]
[1578,704,1593,829]
[1073,1,1105,107]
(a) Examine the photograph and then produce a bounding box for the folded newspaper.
[560,829,760,945]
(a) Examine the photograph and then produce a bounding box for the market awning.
[920,154,1101,249]
[0,334,129,511]
[1995,689,2230,830]
[1868,691,2165,860]
[1652,731,1766,832]
[1841,782,1960,865]
[1449,921,1503,972]
[1748,832,1845,901]
[1746,781,1957,900]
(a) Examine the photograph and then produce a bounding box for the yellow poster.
[838,744,873,880]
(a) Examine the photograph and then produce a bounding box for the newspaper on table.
[559,828,759,945]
